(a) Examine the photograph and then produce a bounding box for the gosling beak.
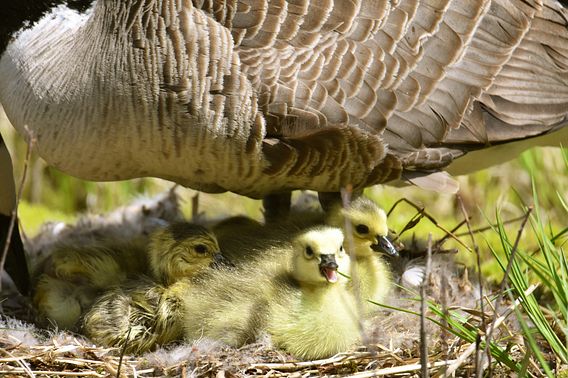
[371,235,399,257]
[210,252,235,269]
[319,254,339,283]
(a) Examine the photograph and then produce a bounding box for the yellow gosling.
[326,197,397,313]
[183,226,360,360]
[34,222,223,330]
[267,226,360,360]
[81,223,225,352]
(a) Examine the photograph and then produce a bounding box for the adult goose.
[1,0,567,295]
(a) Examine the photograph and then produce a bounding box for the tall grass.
[488,174,567,375]
[371,147,568,375]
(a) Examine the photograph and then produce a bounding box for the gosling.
[267,226,360,360]
[222,196,397,313]
[183,226,360,360]
[81,223,226,353]
[147,222,225,285]
[326,197,398,313]
[34,222,222,329]
[33,238,146,329]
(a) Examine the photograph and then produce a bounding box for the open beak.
[319,254,339,283]
[210,252,235,269]
[371,235,399,257]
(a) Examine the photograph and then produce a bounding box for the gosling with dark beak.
[319,254,339,283]
[325,197,396,314]
[371,235,399,257]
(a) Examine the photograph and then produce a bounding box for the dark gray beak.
[210,252,235,269]
[319,254,339,283]
[319,254,338,270]
[371,235,399,257]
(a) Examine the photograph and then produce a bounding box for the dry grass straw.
[0,329,483,377]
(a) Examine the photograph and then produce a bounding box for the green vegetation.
[372,147,568,376]
[487,167,567,376]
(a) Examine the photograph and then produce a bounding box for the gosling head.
[148,222,228,285]
[327,197,398,258]
[291,226,344,285]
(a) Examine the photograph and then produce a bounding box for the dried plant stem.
[250,352,374,371]
[116,327,133,378]
[2,348,35,378]
[420,233,433,378]
[440,272,450,373]
[443,284,538,377]
[387,198,472,252]
[340,185,368,346]
[0,125,34,295]
[0,369,103,377]
[454,215,528,237]
[456,194,486,378]
[435,218,468,248]
[342,360,457,377]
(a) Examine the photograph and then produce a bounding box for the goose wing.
[189,0,568,191]
[3,1,566,195]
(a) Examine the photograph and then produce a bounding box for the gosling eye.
[355,224,369,235]
[305,246,314,258]
[339,245,344,252]
[194,244,208,254]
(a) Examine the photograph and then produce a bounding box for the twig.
[454,215,528,237]
[54,357,108,366]
[439,271,450,375]
[455,194,485,378]
[341,359,458,377]
[392,209,425,240]
[2,348,35,378]
[134,368,154,375]
[0,125,35,295]
[116,326,133,377]
[387,198,472,252]
[249,352,374,371]
[435,218,468,248]
[444,340,477,377]
[0,369,104,377]
[420,233,433,378]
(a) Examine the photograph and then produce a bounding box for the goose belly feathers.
[1,0,567,198]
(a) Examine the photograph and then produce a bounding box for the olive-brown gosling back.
[33,238,147,329]
[82,223,224,353]
[211,213,351,274]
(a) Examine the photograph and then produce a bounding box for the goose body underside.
[0,0,567,198]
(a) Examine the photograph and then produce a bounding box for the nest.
[0,190,533,377]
